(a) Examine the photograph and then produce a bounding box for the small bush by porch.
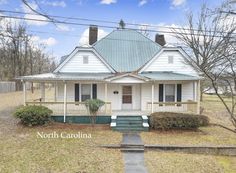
[149,112,209,130]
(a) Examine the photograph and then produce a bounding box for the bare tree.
[0,21,56,89]
[173,2,236,130]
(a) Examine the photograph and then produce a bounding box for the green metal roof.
[140,72,201,81]
[94,29,161,72]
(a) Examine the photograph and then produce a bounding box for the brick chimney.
[89,25,98,45]
[155,34,166,46]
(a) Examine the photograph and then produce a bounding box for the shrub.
[14,105,53,126]
[150,112,209,130]
[85,99,105,125]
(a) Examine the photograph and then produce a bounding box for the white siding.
[182,82,195,101]
[59,51,111,73]
[57,82,75,101]
[107,84,121,110]
[143,50,198,76]
[141,83,152,111]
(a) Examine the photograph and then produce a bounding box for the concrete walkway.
[121,133,148,173]
[122,133,144,145]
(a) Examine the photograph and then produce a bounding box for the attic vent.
[168,56,174,64]
[83,56,89,64]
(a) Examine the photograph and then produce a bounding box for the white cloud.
[31,36,57,46]
[172,0,186,7]
[41,1,66,8]
[79,28,108,46]
[21,2,48,26]
[100,0,116,5]
[44,37,57,46]
[56,24,73,32]
[139,0,147,6]
[24,14,48,26]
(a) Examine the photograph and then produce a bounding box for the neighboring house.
[18,26,201,127]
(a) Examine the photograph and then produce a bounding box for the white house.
[18,27,201,127]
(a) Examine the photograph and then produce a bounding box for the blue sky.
[0,0,224,61]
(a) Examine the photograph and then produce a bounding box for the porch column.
[197,80,201,114]
[23,81,26,106]
[63,81,67,123]
[104,83,108,113]
[54,82,57,102]
[40,82,45,102]
[151,83,154,113]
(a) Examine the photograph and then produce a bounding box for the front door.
[122,85,132,110]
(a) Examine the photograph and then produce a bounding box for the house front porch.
[19,72,200,124]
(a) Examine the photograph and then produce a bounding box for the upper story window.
[83,56,89,64]
[168,56,174,64]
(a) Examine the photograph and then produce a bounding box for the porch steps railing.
[111,115,149,132]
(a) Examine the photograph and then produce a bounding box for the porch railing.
[26,101,112,116]
[147,101,198,114]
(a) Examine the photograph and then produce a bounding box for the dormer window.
[83,56,89,64]
[168,56,173,64]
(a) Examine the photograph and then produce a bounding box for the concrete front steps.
[110,115,149,132]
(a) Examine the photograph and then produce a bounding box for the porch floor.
[112,110,150,116]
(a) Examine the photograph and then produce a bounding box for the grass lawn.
[141,126,236,146]
[201,94,235,128]
[142,94,236,173]
[141,94,236,146]
[0,91,123,173]
[145,151,236,173]
[1,91,236,172]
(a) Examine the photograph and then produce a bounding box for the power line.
[0,14,232,38]
[0,9,234,36]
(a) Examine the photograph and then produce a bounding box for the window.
[122,86,132,104]
[165,84,175,102]
[168,56,174,64]
[83,56,89,64]
[81,84,91,101]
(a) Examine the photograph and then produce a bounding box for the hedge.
[14,105,53,126]
[150,112,209,130]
